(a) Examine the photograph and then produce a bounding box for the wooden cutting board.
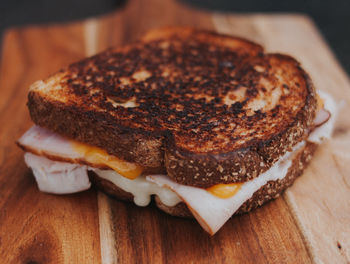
[1,0,350,263]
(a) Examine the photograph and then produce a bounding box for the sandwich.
[17,27,337,235]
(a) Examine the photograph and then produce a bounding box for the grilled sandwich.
[17,27,337,235]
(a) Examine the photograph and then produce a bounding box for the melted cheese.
[316,93,324,111]
[207,183,242,198]
[72,142,143,179]
[93,169,181,207]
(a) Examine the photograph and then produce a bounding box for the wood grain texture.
[96,0,214,52]
[1,0,350,263]
[98,192,118,264]
[107,197,311,264]
[0,24,101,263]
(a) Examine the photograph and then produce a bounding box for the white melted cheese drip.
[92,169,181,207]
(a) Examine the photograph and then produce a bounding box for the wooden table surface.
[1,0,350,263]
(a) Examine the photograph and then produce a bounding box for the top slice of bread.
[27,27,317,188]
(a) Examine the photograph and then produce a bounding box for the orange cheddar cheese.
[207,183,242,199]
[72,142,143,179]
[316,93,324,111]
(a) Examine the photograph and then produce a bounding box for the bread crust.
[28,27,316,187]
[89,141,317,218]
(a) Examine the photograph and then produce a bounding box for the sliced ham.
[18,126,81,161]
[24,152,90,194]
[313,108,331,128]
[309,90,338,144]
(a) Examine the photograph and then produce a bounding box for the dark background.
[0,0,349,75]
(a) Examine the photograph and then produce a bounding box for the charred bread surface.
[28,27,316,188]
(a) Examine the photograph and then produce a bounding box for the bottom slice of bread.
[89,142,317,218]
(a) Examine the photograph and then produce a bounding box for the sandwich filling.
[18,91,337,235]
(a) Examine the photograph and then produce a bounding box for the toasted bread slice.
[28,27,316,187]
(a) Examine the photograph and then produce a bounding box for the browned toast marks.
[28,27,316,187]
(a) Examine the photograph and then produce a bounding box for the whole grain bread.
[27,27,316,188]
[89,141,317,217]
